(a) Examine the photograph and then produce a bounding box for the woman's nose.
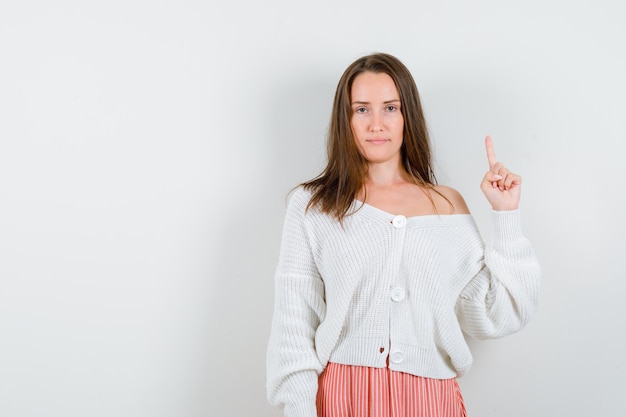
[370,112,383,132]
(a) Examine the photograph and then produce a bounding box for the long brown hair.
[302,53,438,221]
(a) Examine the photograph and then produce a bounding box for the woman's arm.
[456,136,540,338]
[455,209,541,339]
[266,188,326,417]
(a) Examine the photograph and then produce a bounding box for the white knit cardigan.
[266,187,541,417]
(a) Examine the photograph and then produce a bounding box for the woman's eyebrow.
[351,99,401,105]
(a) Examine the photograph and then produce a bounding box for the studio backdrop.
[0,1,624,416]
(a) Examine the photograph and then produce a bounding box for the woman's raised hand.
[480,135,522,211]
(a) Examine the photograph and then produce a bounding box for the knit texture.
[266,187,541,417]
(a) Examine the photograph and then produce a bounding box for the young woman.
[266,53,541,417]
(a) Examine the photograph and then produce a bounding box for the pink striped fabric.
[316,362,467,417]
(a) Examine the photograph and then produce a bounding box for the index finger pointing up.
[485,135,497,169]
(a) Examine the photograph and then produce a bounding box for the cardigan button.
[390,351,404,364]
[391,215,407,228]
[391,287,406,302]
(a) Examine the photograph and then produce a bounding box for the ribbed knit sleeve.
[266,188,325,417]
[455,209,541,339]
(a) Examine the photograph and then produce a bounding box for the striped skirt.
[316,362,467,417]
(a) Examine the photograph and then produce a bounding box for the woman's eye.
[386,105,398,112]
[355,107,367,114]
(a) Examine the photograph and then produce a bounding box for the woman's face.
[350,71,404,166]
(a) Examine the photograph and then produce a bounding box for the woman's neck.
[364,160,408,187]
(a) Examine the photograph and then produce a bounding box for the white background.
[1,1,624,416]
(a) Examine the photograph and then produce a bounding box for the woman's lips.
[366,138,389,145]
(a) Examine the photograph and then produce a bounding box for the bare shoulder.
[432,185,470,215]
